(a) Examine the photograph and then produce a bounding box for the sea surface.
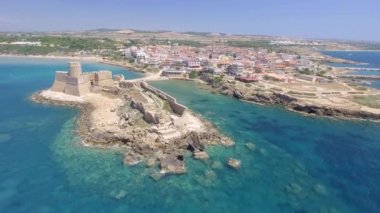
[322,50,380,89]
[1,56,380,212]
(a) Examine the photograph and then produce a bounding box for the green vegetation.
[227,40,271,48]
[189,70,199,79]
[144,38,205,47]
[0,35,118,55]
[298,68,314,75]
[123,39,140,47]
[0,45,58,55]
[288,91,317,97]
[163,101,173,112]
[353,95,380,109]
[355,86,369,91]
[200,73,225,87]
[316,70,326,77]
[39,37,117,50]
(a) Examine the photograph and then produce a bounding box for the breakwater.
[339,67,380,71]
[339,75,380,80]
[140,81,187,116]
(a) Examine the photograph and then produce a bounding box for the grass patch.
[163,101,173,112]
[288,91,317,96]
[353,95,380,109]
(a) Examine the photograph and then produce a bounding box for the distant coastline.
[0,54,102,61]
[322,49,380,52]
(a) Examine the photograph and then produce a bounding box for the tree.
[189,70,199,79]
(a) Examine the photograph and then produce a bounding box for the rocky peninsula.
[32,62,234,179]
[211,79,380,121]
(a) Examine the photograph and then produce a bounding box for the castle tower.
[68,62,82,78]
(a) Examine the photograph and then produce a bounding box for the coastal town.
[109,43,380,120]
[1,29,379,119]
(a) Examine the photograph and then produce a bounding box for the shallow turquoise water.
[323,51,380,89]
[1,56,380,212]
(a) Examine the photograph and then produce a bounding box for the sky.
[0,0,379,41]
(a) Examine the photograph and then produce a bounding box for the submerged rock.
[150,172,165,181]
[211,161,224,170]
[227,158,241,169]
[204,170,217,180]
[193,151,209,160]
[220,137,235,147]
[123,154,142,166]
[110,190,127,200]
[146,158,157,168]
[245,143,256,151]
[285,183,303,195]
[160,154,186,174]
[313,183,327,195]
[259,148,268,156]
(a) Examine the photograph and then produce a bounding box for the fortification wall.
[140,81,187,116]
[77,81,91,96]
[49,63,113,97]
[64,84,81,96]
[69,62,82,78]
[51,72,67,92]
[52,73,91,96]
[94,71,114,87]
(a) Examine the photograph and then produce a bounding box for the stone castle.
[51,62,115,96]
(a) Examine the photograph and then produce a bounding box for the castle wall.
[140,81,187,116]
[69,62,82,78]
[51,72,67,92]
[94,71,114,87]
[64,75,91,96]
[50,63,114,97]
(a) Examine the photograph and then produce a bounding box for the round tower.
[68,62,82,78]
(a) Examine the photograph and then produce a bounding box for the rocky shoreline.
[231,89,380,121]
[190,81,380,121]
[31,81,235,179]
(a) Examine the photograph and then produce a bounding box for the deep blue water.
[1,56,380,212]
[322,51,380,88]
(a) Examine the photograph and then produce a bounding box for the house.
[162,69,187,79]
[227,62,245,75]
[187,59,201,69]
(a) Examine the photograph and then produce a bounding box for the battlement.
[68,62,82,78]
[50,62,115,96]
[55,71,68,81]
[95,71,112,81]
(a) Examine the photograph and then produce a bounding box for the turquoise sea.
[322,50,380,89]
[0,55,380,212]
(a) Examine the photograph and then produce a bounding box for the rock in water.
[110,190,127,200]
[313,183,327,195]
[146,158,157,168]
[285,183,303,195]
[227,158,241,169]
[259,148,268,156]
[150,172,165,181]
[123,154,141,166]
[211,161,223,170]
[160,154,186,174]
[220,137,235,147]
[193,151,209,160]
[204,170,217,180]
[245,143,256,151]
